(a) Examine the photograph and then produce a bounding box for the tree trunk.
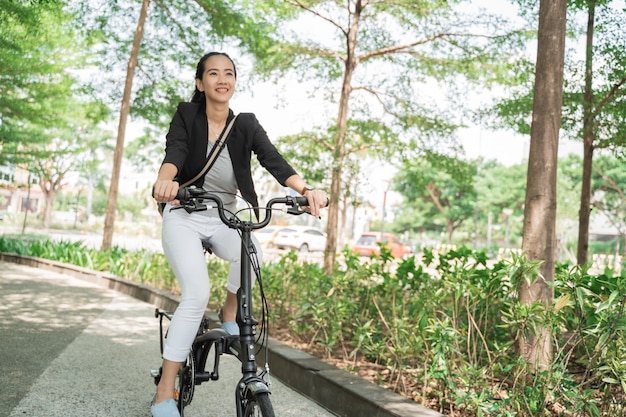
[101,0,150,250]
[518,0,567,370]
[577,135,594,264]
[41,188,57,229]
[340,192,348,248]
[324,69,352,274]
[39,174,63,229]
[323,1,362,274]
[576,0,596,265]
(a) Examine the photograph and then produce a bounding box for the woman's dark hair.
[190,52,237,103]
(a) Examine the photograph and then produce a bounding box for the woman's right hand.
[153,163,181,204]
[152,179,180,204]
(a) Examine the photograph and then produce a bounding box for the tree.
[75,0,283,249]
[5,95,110,228]
[96,0,282,163]
[394,152,477,244]
[0,1,87,165]
[0,0,110,228]
[250,0,527,273]
[32,135,87,228]
[273,124,366,242]
[518,0,567,369]
[101,0,150,250]
[379,153,590,253]
[570,0,626,265]
[488,0,626,265]
[475,160,527,247]
[592,154,626,244]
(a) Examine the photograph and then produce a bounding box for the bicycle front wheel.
[176,352,195,416]
[243,392,275,417]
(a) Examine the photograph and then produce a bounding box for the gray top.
[202,140,238,217]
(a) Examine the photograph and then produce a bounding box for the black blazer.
[162,102,298,216]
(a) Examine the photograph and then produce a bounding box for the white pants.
[160,205,263,362]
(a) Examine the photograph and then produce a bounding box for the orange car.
[353,232,411,258]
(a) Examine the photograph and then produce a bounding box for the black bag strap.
[179,114,238,188]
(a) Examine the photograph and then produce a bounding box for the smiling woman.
[149,51,328,417]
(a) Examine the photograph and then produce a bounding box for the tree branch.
[352,85,401,118]
[357,31,492,63]
[425,182,445,213]
[358,33,448,62]
[286,0,348,37]
[594,73,626,116]
[594,164,626,200]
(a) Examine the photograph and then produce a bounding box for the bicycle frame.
[234,221,272,415]
[153,187,315,417]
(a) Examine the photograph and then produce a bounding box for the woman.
[151,52,327,417]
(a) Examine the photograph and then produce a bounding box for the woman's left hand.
[303,189,328,218]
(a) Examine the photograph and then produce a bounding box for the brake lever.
[286,207,308,216]
[169,200,208,214]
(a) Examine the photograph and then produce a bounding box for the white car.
[253,226,284,249]
[273,225,326,252]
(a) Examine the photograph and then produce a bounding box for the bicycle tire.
[176,352,195,415]
[243,392,275,417]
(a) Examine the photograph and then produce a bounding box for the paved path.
[0,261,336,417]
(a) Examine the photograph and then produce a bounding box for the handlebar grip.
[176,188,190,202]
[295,196,330,207]
[295,196,308,206]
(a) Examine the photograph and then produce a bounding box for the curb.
[0,253,444,417]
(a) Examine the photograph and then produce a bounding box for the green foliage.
[0,235,178,293]
[262,248,626,415]
[592,154,626,235]
[0,0,112,229]
[394,152,477,242]
[0,234,233,301]
[389,152,624,254]
[245,0,531,258]
[477,160,527,214]
[489,1,626,150]
[0,0,93,165]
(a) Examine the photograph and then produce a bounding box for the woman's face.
[195,54,236,104]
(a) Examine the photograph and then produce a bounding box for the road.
[0,223,325,265]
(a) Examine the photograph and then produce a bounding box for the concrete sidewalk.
[0,261,336,417]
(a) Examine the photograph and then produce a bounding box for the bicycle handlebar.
[173,187,328,230]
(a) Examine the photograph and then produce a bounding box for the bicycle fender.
[245,380,271,395]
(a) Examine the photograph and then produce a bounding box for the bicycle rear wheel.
[243,392,275,417]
